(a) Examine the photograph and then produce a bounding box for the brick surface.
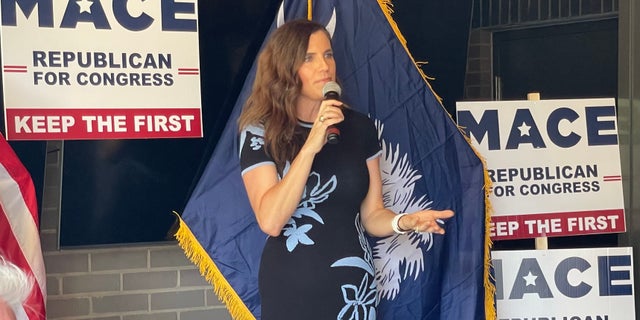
[150,290,204,310]
[123,312,178,320]
[179,269,209,287]
[92,250,148,271]
[63,273,121,294]
[205,290,225,307]
[180,308,233,320]
[92,294,149,313]
[46,276,60,296]
[40,231,58,252]
[40,207,59,230]
[123,270,177,290]
[44,253,89,274]
[46,297,91,318]
[149,246,191,268]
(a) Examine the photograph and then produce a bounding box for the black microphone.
[322,81,342,144]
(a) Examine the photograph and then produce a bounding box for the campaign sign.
[456,99,625,240]
[493,247,635,320]
[0,0,202,140]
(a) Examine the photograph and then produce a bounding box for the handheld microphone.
[322,81,342,144]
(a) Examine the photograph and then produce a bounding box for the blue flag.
[176,1,494,319]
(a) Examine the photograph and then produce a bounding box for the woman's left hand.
[399,209,454,234]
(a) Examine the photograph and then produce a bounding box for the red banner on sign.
[490,209,625,240]
[5,108,202,140]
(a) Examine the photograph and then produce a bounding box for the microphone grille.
[322,81,341,97]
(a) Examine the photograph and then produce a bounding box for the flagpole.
[527,92,549,250]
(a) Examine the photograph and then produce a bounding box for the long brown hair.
[238,19,331,171]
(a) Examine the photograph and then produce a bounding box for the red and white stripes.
[0,134,46,320]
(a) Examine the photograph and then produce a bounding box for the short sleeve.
[239,124,275,176]
[361,113,382,161]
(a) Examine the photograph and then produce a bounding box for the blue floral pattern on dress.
[250,136,264,150]
[331,214,378,320]
[338,274,377,320]
[283,172,336,252]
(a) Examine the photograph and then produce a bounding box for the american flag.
[0,133,46,320]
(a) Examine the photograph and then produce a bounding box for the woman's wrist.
[391,213,409,234]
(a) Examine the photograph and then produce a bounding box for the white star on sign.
[76,0,93,13]
[518,122,531,136]
[523,271,537,286]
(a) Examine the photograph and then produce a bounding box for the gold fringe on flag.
[377,1,497,319]
[174,213,255,320]
[481,154,498,320]
[461,133,497,320]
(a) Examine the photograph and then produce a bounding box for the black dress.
[239,108,381,320]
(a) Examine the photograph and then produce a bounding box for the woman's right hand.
[302,99,345,154]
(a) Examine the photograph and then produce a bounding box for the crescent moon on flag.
[276,2,337,38]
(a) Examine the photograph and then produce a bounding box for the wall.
[40,141,232,320]
[463,29,493,101]
[464,0,619,102]
[617,0,640,316]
